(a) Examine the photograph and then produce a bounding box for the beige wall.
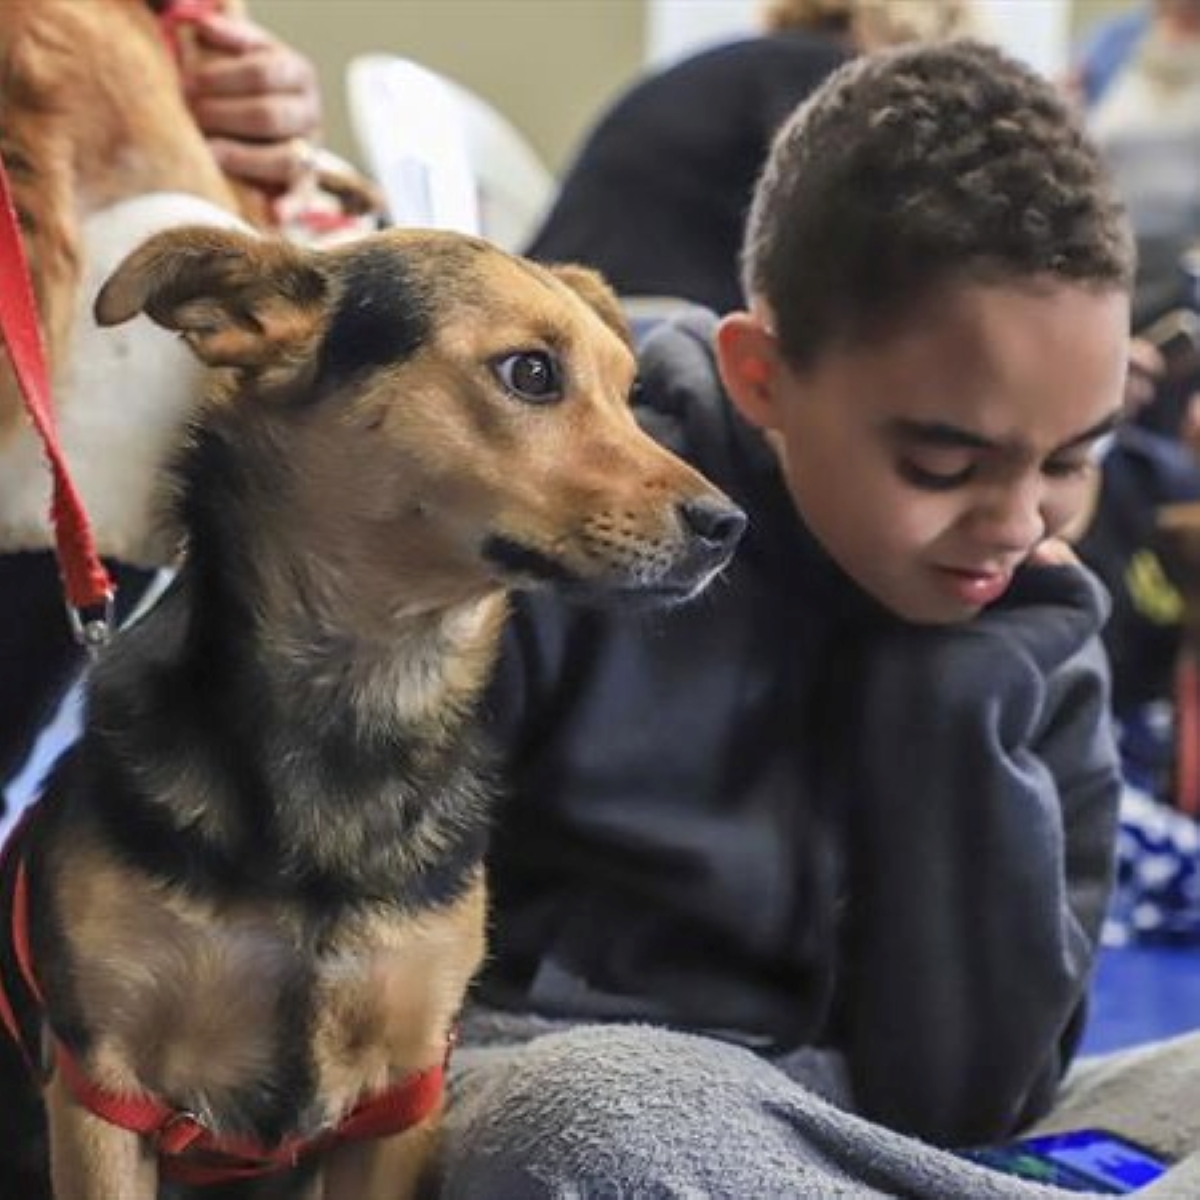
[254,0,1146,182]
[252,0,647,178]
[1069,0,1140,39]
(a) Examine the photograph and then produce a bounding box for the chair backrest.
[347,55,480,236]
[347,54,556,252]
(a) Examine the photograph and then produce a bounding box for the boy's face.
[716,280,1130,624]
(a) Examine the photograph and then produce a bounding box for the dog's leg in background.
[321,1121,441,1200]
[44,1070,156,1200]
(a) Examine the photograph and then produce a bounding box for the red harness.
[54,1037,449,1186]
[0,808,449,1186]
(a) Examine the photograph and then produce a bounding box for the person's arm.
[180,11,321,192]
[842,560,1120,1147]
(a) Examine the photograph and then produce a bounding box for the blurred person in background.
[526,0,978,316]
[1072,0,1200,327]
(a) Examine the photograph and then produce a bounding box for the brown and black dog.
[0,225,745,1198]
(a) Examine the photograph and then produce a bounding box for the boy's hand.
[182,13,322,191]
[1125,336,1165,414]
[1027,537,1080,568]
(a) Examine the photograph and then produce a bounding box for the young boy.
[438,39,1200,1196]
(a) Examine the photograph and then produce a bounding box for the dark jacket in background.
[479,313,1122,1146]
[525,33,848,313]
[1078,424,1200,720]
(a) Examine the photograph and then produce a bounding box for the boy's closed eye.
[897,449,1099,492]
[889,415,1118,492]
[897,453,975,490]
[1042,455,1096,480]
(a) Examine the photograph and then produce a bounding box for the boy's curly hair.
[742,39,1134,369]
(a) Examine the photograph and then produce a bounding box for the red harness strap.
[0,811,44,1075]
[0,818,449,1187]
[54,1041,448,1186]
[1175,646,1200,817]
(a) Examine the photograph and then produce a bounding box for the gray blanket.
[438,1014,1200,1198]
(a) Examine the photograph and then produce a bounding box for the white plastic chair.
[347,54,556,251]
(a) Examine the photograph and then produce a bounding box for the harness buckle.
[155,1109,208,1156]
[65,592,115,656]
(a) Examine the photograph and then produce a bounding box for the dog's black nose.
[678,498,747,555]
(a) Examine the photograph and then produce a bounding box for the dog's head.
[95,227,744,609]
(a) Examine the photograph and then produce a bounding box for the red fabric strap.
[0,159,113,612]
[55,1036,447,1186]
[0,815,38,1063]
[1176,648,1200,816]
[0,817,447,1186]
[0,805,46,1079]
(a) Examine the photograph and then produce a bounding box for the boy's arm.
[843,564,1120,1147]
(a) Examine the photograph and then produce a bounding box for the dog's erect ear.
[94,226,328,370]
[548,263,632,349]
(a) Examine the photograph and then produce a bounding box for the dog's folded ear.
[94,226,329,371]
[547,263,632,349]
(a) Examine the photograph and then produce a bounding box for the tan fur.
[46,1071,157,1200]
[56,838,303,1108]
[54,837,483,1131]
[310,882,485,1111]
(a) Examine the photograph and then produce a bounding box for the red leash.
[0,157,114,647]
[1175,647,1200,817]
[54,1038,449,1186]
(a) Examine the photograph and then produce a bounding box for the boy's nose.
[970,481,1046,554]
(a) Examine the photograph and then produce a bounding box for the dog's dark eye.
[493,351,562,404]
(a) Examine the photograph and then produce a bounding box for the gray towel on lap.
[439,1016,1200,1198]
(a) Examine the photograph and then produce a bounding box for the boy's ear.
[94,226,329,371]
[715,311,785,431]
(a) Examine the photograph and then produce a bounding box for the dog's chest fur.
[44,833,483,1134]
[25,572,499,1141]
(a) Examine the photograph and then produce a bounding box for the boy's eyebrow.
[888,410,1124,455]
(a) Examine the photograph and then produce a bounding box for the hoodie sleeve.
[842,563,1121,1147]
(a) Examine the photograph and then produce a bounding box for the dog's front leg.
[45,1069,157,1200]
[320,1120,440,1200]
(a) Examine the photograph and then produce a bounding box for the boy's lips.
[931,565,1013,607]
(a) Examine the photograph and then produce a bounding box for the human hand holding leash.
[182,12,321,191]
